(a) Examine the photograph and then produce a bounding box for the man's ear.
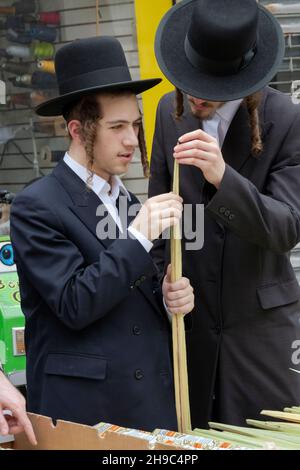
[67,120,82,142]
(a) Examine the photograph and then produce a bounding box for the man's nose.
[123,127,139,147]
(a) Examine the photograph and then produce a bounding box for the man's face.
[92,93,141,181]
[187,95,224,120]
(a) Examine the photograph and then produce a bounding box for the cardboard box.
[1,413,184,450]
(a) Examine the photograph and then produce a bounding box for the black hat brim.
[35,78,162,116]
[155,1,285,101]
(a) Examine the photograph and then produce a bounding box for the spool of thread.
[30,25,57,43]
[9,78,28,88]
[6,45,31,59]
[37,60,55,74]
[0,2,36,17]
[38,12,60,26]
[15,74,32,86]
[9,91,50,107]
[32,42,54,59]
[13,0,36,15]
[6,29,32,45]
[1,61,30,75]
[6,15,25,31]
[31,71,57,89]
[0,7,16,15]
[10,92,32,107]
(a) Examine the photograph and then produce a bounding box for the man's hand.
[174,129,225,188]
[131,193,183,241]
[0,372,37,445]
[162,264,194,315]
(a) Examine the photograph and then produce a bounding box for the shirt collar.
[215,99,243,124]
[63,152,131,201]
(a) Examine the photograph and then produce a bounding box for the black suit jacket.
[10,160,177,431]
[149,87,300,427]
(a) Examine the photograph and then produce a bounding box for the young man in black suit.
[10,36,194,431]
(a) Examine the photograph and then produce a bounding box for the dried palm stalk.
[171,159,191,433]
[261,410,300,423]
[247,419,300,433]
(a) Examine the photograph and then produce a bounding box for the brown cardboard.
[7,413,183,450]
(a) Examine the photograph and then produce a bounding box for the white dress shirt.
[202,99,242,146]
[63,153,153,252]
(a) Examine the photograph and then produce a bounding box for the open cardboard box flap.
[8,413,183,450]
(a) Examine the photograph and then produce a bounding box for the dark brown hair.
[245,91,263,156]
[174,87,263,156]
[65,91,149,186]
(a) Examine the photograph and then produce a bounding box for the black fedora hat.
[155,0,285,102]
[36,36,162,116]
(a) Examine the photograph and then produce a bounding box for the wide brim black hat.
[155,0,285,102]
[36,36,162,117]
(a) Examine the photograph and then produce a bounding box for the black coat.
[10,160,177,431]
[149,87,300,428]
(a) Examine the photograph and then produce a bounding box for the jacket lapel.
[221,103,252,172]
[70,194,117,249]
[52,160,118,249]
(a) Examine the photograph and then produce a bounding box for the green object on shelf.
[0,235,26,386]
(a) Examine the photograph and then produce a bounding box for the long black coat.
[149,87,300,428]
[10,160,177,431]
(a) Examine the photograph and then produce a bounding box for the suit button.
[134,279,141,287]
[133,325,141,335]
[224,210,230,217]
[135,369,144,380]
[140,275,146,282]
[214,326,221,335]
[219,206,226,214]
[229,214,235,221]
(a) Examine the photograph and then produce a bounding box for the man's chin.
[191,108,214,120]
[115,165,130,176]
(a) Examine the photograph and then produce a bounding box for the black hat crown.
[56,36,132,96]
[186,0,258,75]
[36,36,161,116]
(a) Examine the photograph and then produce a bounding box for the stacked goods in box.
[94,422,251,450]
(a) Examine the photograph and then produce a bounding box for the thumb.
[0,407,9,436]
[165,264,172,283]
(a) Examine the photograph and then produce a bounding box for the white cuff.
[128,226,153,253]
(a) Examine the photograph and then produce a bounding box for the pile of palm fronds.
[191,406,300,449]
